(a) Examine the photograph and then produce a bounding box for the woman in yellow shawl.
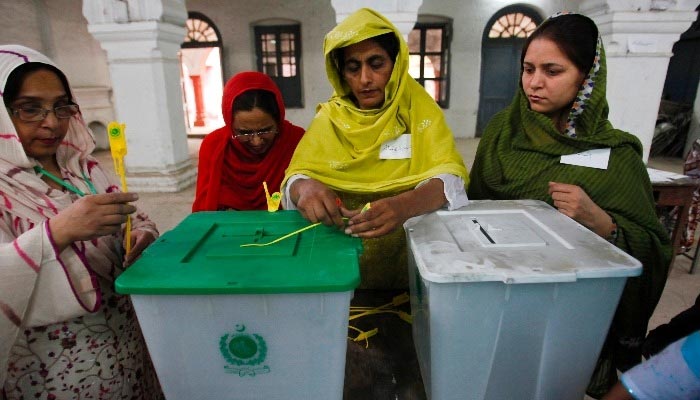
[282,8,468,288]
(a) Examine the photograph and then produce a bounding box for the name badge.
[380,134,411,159]
[560,148,611,170]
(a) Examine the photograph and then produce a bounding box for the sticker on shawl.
[220,324,270,376]
[379,134,411,159]
[560,148,610,170]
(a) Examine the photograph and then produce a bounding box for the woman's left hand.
[548,181,615,238]
[342,178,448,239]
[342,197,406,239]
[123,229,156,267]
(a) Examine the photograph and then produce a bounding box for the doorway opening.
[180,11,224,136]
[476,7,541,136]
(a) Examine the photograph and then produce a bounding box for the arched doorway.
[180,12,225,135]
[476,7,541,136]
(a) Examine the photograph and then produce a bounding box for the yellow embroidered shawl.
[283,8,468,192]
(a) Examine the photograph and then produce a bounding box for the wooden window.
[408,19,451,108]
[254,24,302,108]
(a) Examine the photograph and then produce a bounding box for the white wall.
[0,0,112,91]
[0,0,116,148]
[418,0,568,138]
[1,0,695,151]
[184,0,337,129]
[606,55,672,160]
[0,1,45,52]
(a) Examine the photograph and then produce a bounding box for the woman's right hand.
[49,192,139,252]
[290,179,345,228]
[548,182,615,239]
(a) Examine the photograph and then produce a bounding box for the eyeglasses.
[233,127,277,142]
[8,104,80,122]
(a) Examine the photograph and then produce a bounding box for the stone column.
[180,47,213,128]
[82,0,196,192]
[190,75,206,127]
[330,0,423,39]
[581,0,697,162]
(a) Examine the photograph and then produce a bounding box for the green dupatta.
[469,28,671,395]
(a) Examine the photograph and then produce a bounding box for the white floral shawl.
[0,45,157,387]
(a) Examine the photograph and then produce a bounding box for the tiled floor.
[95,136,700,399]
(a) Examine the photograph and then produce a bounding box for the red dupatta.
[192,71,305,211]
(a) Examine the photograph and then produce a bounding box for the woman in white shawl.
[0,45,161,399]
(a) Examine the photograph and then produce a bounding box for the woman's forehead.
[523,38,572,66]
[15,69,67,101]
[233,108,276,127]
[343,40,389,60]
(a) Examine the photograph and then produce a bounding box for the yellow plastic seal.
[263,181,282,212]
[107,121,131,255]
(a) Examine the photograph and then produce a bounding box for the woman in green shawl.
[468,13,672,398]
[282,8,469,289]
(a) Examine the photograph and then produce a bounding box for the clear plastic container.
[405,200,642,400]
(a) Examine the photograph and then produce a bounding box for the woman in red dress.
[193,71,305,211]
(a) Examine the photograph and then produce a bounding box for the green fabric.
[337,191,407,289]
[469,36,672,395]
[283,8,468,194]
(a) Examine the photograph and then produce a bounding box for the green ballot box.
[116,210,362,400]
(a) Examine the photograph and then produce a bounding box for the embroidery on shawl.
[548,12,602,138]
[0,191,11,209]
[87,159,99,172]
[329,160,349,170]
[0,301,22,326]
[417,119,432,133]
[0,134,21,141]
[6,166,22,178]
[382,125,401,139]
[0,49,29,97]
[37,195,58,215]
[13,239,40,272]
[74,240,86,254]
[63,167,94,189]
[564,37,602,138]
[326,30,358,41]
[59,139,86,153]
[0,49,29,63]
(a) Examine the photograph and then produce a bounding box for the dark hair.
[3,62,73,107]
[521,14,598,75]
[333,32,400,73]
[232,89,280,122]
